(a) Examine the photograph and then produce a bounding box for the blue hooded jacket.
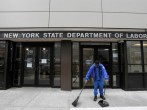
[85,63,108,81]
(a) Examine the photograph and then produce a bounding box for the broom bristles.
[72,96,79,107]
[72,82,86,107]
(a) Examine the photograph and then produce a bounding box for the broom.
[72,82,87,107]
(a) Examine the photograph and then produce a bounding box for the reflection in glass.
[113,65,119,73]
[112,43,118,64]
[13,43,22,86]
[127,41,142,64]
[143,41,147,64]
[112,65,120,87]
[81,43,110,45]
[83,48,94,86]
[143,41,147,73]
[112,43,120,87]
[128,65,142,73]
[113,74,120,87]
[24,47,35,84]
[0,41,6,66]
[97,48,110,86]
[54,43,61,86]
[0,41,6,87]
[98,49,109,64]
[127,41,142,73]
[39,47,50,85]
[72,43,79,88]
[144,65,147,72]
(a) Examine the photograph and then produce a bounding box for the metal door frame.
[21,43,54,87]
[80,45,112,88]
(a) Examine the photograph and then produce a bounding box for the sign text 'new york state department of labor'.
[1,32,147,39]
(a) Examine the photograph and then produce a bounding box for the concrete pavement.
[0,87,147,110]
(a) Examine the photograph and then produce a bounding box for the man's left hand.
[104,80,108,85]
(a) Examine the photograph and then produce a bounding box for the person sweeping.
[85,60,109,101]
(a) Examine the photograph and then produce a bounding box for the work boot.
[93,96,97,101]
[100,95,106,100]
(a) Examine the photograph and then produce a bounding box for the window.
[54,42,61,87]
[72,42,79,88]
[112,43,120,87]
[13,43,22,86]
[127,41,142,73]
[143,41,147,72]
[0,41,6,88]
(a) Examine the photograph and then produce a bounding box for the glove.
[104,80,108,85]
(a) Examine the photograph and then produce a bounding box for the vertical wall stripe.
[101,0,103,28]
[48,0,51,27]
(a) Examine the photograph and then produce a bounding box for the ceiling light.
[134,44,147,46]
[26,48,29,51]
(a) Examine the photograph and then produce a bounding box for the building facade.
[0,0,147,91]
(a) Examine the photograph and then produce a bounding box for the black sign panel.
[0,31,147,39]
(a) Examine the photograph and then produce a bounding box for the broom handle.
[78,82,86,97]
[104,80,108,96]
[104,82,106,96]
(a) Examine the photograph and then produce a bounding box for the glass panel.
[112,43,120,87]
[97,48,110,86]
[0,41,6,87]
[54,43,61,86]
[113,75,120,87]
[83,48,94,86]
[13,43,22,86]
[112,65,120,87]
[39,47,50,85]
[112,43,118,64]
[81,43,110,45]
[113,65,119,73]
[145,74,147,88]
[54,43,61,63]
[0,41,6,48]
[127,41,142,64]
[144,65,147,72]
[0,41,5,58]
[72,43,79,88]
[143,41,147,64]
[128,65,142,73]
[24,47,35,84]
[97,48,109,64]
[0,58,5,68]
[54,64,60,86]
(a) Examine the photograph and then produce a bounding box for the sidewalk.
[71,89,147,110]
[0,87,147,110]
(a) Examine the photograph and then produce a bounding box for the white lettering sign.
[4,33,18,38]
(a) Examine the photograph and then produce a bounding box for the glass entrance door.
[82,48,94,87]
[97,48,110,86]
[82,46,111,88]
[24,47,36,85]
[23,45,53,86]
[38,47,50,85]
